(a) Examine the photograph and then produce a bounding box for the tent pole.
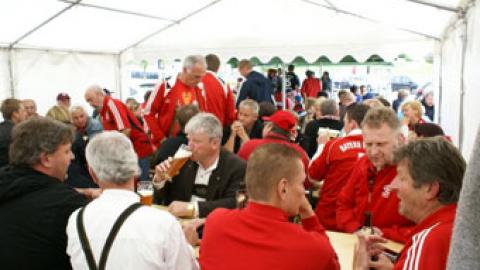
[282,63,286,110]
[458,19,468,151]
[116,54,123,101]
[404,0,460,13]
[7,49,14,98]
[437,44,443,125]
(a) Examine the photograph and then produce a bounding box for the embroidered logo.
[382,184,392,198]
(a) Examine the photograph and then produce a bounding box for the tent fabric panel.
[0,49,11,104]
[11,49,117,115]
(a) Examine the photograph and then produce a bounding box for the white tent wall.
[0,49,11,104]
[10,49,118,115]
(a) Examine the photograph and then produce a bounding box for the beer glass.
[137,181,153,205]
[165,144,192,179]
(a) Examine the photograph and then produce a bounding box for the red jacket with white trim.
[202,71,236,126]
[99,96,153,158]
[394,204,456,270]
[144,78,206,147]
[308,132,364,230]
[336,156,414,242]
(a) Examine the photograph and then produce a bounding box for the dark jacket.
[236,71,274,107]
[302,117,343,158]
[0,120,14,168]
[222,120,263,153]
[154,149,246,217]
[0,166,87,270]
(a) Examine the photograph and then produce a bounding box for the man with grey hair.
[66,131,197,270]
[0,117,87,269]
[22,99,39,118]
[224,99,263,153]
[154,112,246,218]
[145,55,207,147]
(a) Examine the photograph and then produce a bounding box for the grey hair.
[86,84,104,94]
[85,131,140,184]
[239,99,260,115]
[185,112,222,140]
[10,118,74,166]
[320,98,338,116]
[183,55,206,70]
[69,105,86,115]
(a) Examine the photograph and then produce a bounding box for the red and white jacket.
[308,129,364,230]
[202,71,236,127]
[336,156,415,243]
[144,78,206,147]
[394,204,456,270]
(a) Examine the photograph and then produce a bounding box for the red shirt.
[200,202,340,270]
[394,205,456,270]
[144,78,206,146]
[308,132,365,230]
[301,77,322,98]
[99,96,153,158]
[237,133,311,188]
[336,156,414,242]
[202,71,236,126]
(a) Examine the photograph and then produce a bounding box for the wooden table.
[152,205,403,268]
[326,231,403,270]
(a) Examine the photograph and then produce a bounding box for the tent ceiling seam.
[57,0,177,22]
[300,0,441,41]
[8,0,82,49]
[404,0,461,13]
[118,0,223,54]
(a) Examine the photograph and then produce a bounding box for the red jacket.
[200,202,339,270]
[99,96,153,158]
[301,77,322,98]
[202,71,236,126]
[144,78,206,147]
[394,205,456,270]
[237,133,311,188]
[308,132,364,230]
[336,156,414,242]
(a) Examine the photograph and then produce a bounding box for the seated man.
[353,137,465,270]
[223,99,263,153]
[67,132,197,270]
[153,113,246,218]
[0,118,87,269]
[309,104,370,230]
[336,107,414,243]
[200,144,339,270]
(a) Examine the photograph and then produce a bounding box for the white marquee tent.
[0,0,479,159]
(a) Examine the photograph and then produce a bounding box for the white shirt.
[66,189,198,270]
[310,128,362,162]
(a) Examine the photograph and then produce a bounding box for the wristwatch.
[186,203,195,218]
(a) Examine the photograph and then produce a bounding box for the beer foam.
[137,190,153,196]
[174,147,192,159]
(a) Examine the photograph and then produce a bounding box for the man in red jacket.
[202,54,235,127]
[144,55,207,147]
[200,144,339,270]
[85,85,153,181]
[309,103,370,230]
[353,137,465,270]
[336,107,414,243]
[301,70,322,99]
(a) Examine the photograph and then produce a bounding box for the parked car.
[391,76,418,92]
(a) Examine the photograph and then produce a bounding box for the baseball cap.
[56,92,70,101]
[262,110,297,132]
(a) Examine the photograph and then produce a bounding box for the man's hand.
[152,157,173,187]
[233,121,249,142]
[168,201,193,218]
[182,218,205,246]
[353,235,369,270]
[298,195,315,219]
[369,254,394,270]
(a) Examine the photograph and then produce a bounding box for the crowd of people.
[0,53,463,270]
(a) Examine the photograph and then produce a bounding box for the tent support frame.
[458,18,468,152]
[7,48,14,97]
[404,0,460,13]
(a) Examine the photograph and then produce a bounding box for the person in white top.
[66,131,198,270]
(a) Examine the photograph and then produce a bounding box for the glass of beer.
[137,181,153,205]
[165,144,192,179]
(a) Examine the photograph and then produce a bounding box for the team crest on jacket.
[382,184,393,198]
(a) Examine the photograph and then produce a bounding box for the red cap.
[56,92,71,101]
[263,110,297,131]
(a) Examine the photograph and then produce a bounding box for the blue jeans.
[138,156,151,181]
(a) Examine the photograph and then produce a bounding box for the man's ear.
[425,181,440,201]
[276,178,289,201]
[38,152,51,168]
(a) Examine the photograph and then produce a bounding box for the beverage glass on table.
[318,127,340,140]
[137,181,153,205]
[157,144,192,182]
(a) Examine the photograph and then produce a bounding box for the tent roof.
[0,0,463,60]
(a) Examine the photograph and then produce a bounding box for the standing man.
[286,64,301,92]
[236,59,274,107]
[0,98,27,168]
[46,92,71,124]
[200,144,339,270]
[353,137,465,270]
[0,118,87,270]
[309,104,370,230]
[337,107,414,243]
[85,85,153,181]
[153,113,246,218]
[224,99,263,153]
[301,70,322,100]
[202,54,236,127]
[22,99,39,118]
[66,132,198,270]
[144,55,207,147]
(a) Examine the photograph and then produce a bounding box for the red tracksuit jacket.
[202,71,236,127]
